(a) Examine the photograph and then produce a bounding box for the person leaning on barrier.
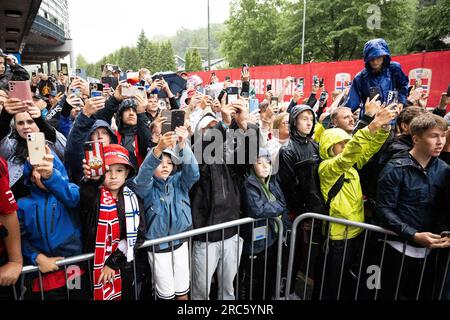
[0,156,22,300]
[17,146,86,300]
[132,126,200,301]
[314,104,397,300]
[80,145,146,300]
[239,148,289,300]
[376,113,450,300]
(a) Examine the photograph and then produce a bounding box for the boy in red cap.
[80,144,146,300]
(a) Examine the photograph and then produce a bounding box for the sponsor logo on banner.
[335,73,351,92]
[408,68,432,94]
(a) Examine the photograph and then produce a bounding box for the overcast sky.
[68,0,232,63]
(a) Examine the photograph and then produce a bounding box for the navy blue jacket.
[376,152,450,242]
[64,113,118,183]
[17,153,82,265]
[345,39,409,116]
[242,173,289,254]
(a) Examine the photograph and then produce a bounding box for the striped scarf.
[93,187,122,301]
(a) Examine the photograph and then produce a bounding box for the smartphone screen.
[84,141,106,177]
[226,87,239,103]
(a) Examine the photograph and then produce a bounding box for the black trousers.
[238,244,277,300]
[313,234,363,300]
[376,242,435,300]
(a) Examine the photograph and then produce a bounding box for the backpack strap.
[325,174,347,212]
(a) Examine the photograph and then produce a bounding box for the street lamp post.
[301,0,306,64]
[207,0,211,71]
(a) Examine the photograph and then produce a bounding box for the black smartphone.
[447,85,450,97]
[319,78,324,88]
[57,85,66,95]
[226,87,239,103]
[225,76,231,82]
[369,87,381,101]
[161,110,172,135]
[267,84,272,92]
[441,231,450,238]
[90,83,104,94]
[319,91,328,103]
[171,110,186,131]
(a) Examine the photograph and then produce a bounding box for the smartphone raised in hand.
[161,110,172,135]
[226,87,239,104]
[27,133,46,166]
[84,141,106,178]
[369,87,381,101]
[9,81,32,102]
[171,110,186,131]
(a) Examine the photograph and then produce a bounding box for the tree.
[185,48,203,72]
[221,0,283,67]
[158,41,177,71]
[76,54,89,70]
[405,0,450,52]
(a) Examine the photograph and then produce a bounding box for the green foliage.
[221,0,449,66]
[185,48,204,72]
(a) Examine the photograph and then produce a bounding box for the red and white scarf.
[93,187,122,301]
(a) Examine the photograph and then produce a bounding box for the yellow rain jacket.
[318,127,389,240]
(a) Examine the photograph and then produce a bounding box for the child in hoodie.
[133,126,200,300]
[314,106,397,300]
[240,148,289,300]
[17,146,86,300]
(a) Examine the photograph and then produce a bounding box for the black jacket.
[376,152,450,243]
[0,63,30,91]
[278,105,326,216]
[79,178,146,270]
[190,118,259,242]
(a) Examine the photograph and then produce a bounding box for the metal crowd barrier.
[6,217,284,301]
[284,213,450,301]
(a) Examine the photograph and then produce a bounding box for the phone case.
[9,81,32,102]
[171,110,185,131]
[84,142,106,177]
[27,133,46,166]
[161,110,172,134]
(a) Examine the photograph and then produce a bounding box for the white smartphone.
[27,132,46,166]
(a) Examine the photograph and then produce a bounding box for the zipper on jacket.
[35,205,43,240]
[51,204,56,234]
[43,195,54,256]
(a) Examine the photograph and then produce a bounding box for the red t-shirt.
[0,157,18,258]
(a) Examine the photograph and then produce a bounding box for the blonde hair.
[273,112,289,131]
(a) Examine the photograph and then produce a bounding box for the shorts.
[147,242,190,300]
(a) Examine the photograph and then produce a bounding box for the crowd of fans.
[0,38,449,301]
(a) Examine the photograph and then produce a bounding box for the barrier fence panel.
[5,217,284,301]
[284,213,450,301]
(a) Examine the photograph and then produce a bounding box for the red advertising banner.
[193,50,450,110]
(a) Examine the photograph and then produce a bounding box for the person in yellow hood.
[314,105,398,300]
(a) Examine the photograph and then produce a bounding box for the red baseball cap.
[103,144,135,176]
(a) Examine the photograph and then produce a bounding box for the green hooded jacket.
[319,127,389,240]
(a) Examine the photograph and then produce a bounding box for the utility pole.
[301,0,306,64]
[207,0,211,71]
